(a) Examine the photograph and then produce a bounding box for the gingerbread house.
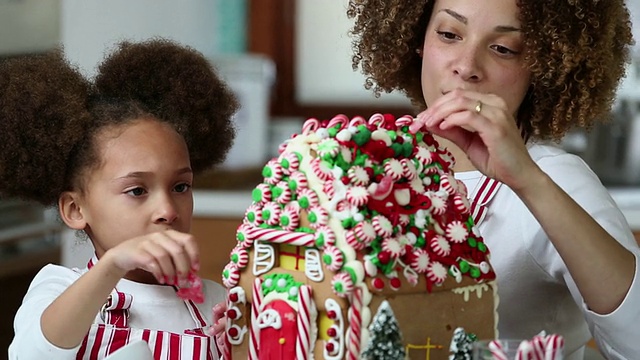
[220,114,498,360]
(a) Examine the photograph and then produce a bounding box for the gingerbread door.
[258,300,297,359]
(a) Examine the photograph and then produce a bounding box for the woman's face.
[77,118,194,257]
[421,0,531,115]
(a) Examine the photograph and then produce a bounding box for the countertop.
[193,187,640,229]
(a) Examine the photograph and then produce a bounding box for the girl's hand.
[410,89,538,190]
[210,302,227,336]
[103,229,199,285]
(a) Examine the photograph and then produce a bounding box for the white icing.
[305,248,325,282]
[256,309,282,330]
[451,283,490,302]
[252,241,275,276]
[323,298,345,360]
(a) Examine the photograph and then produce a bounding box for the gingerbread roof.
[222,113,495,298]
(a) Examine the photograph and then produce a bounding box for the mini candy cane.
[302,118,320,134]
[544,334,564,360]
[515,340,534,360]
[395,115,414,127]
[346,286,363,360]
[328,114,349,129]
[296,285,313,360]
[367,113,385,127]
[249,278,263,360]
[348,115,366,127]
[488,339,508,360]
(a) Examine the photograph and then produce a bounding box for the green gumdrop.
[353,127,371,146]
[387,130,397,141]
[416,132,424,143]
[468,237,477,248]
[477,242,487,252]
[391,143,403,156]
[470,267,481,278]
[251,188,263,202]
[402,142,413,157]
[328,127,339,137]
[459,260,470,273]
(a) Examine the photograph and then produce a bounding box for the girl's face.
[78,118,194,257]
[421,0,531,114]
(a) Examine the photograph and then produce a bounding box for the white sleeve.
[8,264,82,359]
[534,151,640,359]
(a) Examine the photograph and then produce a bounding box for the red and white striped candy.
[322,245,344,272]
[296,285,313,360]
[311,158,333,181]
[382,237,404,257]
[544,334,564,360]
[323,179,335,198]
[446,220,468,244]
[348,165,370,186]
[328,114,349,129]
[367,113,385,127]
[331,272,355,297]
[314,225,336,248]
[346,287,363,360]
[262,202,282,226]
[384,158,404,180]
[395,115,414,127]
[280,152,300,174]
[236,224,254,248]
[230,247,249,269]
[263,159,284,185]
[429,234,451,257]
[274,181,292,204]
[254,183,272,204]
[411,248,430,273]
[372,215,393,237]
[302,118,320,134]
[349,116,366,127]
[401,158,417,180]
[248,227,316,247]
[222,263,240,288]
[279,206,300,230]
[415,146,435,166]
[427,261,448,284]
[297,188,319,208]
[289,171,308,191]
[439,173,457,195]
[346,186,369,207]
[249,278,263,360]
[428,192,448,215]
[354,221,376,244]
[488,340,508,360]
[244,204,263,226]
[345,229,365,251]
[453,193,470,214]
[307,205,329,229]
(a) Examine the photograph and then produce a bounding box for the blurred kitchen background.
[1,1,639,358]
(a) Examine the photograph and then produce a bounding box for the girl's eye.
[174,183,192,193]
[127,187,146,197]
[436,30,460,41]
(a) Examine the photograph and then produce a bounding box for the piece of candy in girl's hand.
[176,271,204,303]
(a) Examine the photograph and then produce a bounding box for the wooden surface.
[190,217,242,283]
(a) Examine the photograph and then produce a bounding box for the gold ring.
[474,100,483,114]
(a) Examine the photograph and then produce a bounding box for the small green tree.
[448,327,477,360]
[362,300,406,360]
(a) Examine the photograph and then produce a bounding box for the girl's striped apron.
[75,257,218,360]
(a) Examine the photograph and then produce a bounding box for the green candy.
[468,237,477,248]
[470,267,481,278]
[477,242,487,252]
[459,260,470,273]
[251,188,263,202]
[262,166,273,178]
[272,186,283,199]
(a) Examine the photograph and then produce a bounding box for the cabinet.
[190,217,242,283]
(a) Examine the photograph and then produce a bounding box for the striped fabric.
[75,257,217,360]
[469,176,502,226]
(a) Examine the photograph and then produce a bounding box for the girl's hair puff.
[348,0,634,140]
[0,39,239,206]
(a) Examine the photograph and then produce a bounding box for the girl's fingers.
[141,236,179,280]
[166,230,200,272]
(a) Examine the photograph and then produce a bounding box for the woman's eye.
[492,44,517,55]
[174,183,192,193]
[436,30,459,41]
[127,187,146,196]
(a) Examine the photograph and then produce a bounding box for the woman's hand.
[102,229,200,285]
[410,89,539,190]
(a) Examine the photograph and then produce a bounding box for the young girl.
[4,39,238,359]
[347,0,640,358]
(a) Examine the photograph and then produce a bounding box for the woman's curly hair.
[0,38,238,206]
[348,0,634,141]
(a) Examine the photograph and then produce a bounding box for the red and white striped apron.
[75,257,218,360]
[469,175,502,226]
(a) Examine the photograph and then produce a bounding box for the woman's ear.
[58,191,87,230]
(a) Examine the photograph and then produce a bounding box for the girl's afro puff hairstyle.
[0,38,239,206]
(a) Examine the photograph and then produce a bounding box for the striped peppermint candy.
[429,234,451,257]
[446,221,468,244]
[317,138,340,158]
[401,158,417,180]
[280,152,300,174]
[323,179,335,198]
[415,146,435,166]
[345,229,365,251]
[222,263,240,288]
[279,206,300,230]
[273,181,292,204]
[263,159,284,185]
[289,171,308,191]
[372,215,394,237]
[314,225,336,248]
[439,173,457,195]
[311,158,333,181]
[382,237,405,257]
[383,158,404,181]
[411,248,430,273]
[244,204,263,226]
[347,165,370,186]
[297,188,319,208]
[354,221,376,244]
[427,261,448,284]
[307,205,329,229]
[262,202,282,226]
[236,224,254,248]
[346,186,369,207]
[322,245,344,272]
[428,192,448,215]
[331,272,355,297]
[253,183,272,204]
[230,247,249,269]
[453,193,470,214]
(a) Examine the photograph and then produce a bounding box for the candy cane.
[247,227,316,247]
[367,113,385,127]
[544,334,564,360]
[346,286,363,360]
[249,278,263,360]
[296,285,313,360]
[328,114,349,129]
[488,340,508,360]
[302,118,320,134]
[395,115,414,127]
[348,116,366,127]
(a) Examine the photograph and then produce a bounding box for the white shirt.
[9,264,225,359]
[457,143,640,360]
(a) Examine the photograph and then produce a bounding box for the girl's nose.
[153,195,178,224]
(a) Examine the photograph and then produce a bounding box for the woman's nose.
[452,46,483,82]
